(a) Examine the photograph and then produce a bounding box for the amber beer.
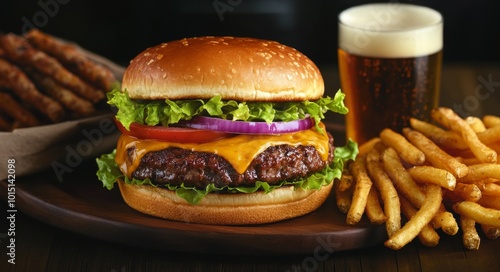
[338,4,443,144]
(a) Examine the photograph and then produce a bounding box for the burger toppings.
[115,123,332,177]
[97,89,357,205]
[106,88,348,134]
[98,118,357,204]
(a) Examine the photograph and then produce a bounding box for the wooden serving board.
[1,159,386,255]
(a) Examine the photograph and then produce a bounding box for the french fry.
[455,156,482,166]
[347,155,373,225]
[366,148,401,237]
[382,148,426,206]
[403,128,469,178]
[460,215,480,250]
[400,196,440,247]
[407,166,456,191]
[480,224,500,240]
[380,128,425,165]
[483,115,500,128]
[334,173,353,214]
[459,163,500,183]
[453,183,482,202]
[385,185,442,250]
[476,125,500,146]
[410,117,467,150]
[358,137,381,156]
[465,116,486,133]
[365,187,387,225]
[478,195,500,210]
[489,143,500,155]
[431,107,497,163]
[337,110,500,250]
[453,201,500,227]
[373,141,388,153]
[382,147,458,235]
[480,182,500,196]
[432,211,459,236]
[336,171,354,192]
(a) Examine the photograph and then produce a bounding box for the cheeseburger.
[96,36,357,225]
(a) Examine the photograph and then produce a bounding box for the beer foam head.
[338,3,442,58]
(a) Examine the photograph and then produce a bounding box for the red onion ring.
[180,116,314,135]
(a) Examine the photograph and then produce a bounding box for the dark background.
[1,0,499,67]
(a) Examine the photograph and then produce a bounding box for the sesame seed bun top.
[122,36,324,102]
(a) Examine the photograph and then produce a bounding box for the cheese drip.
[115,123,330,177]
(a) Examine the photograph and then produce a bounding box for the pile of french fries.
[0,29,118,131]
[336,107,500,250]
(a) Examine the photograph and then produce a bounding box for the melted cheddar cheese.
[115,122,330,177]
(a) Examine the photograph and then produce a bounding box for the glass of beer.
[338,3,443,144]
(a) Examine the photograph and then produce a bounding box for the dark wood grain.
[3,211,499,272]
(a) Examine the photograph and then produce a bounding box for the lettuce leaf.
[107,88,349,132]
[95,139,358,205]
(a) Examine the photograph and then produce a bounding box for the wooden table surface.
[1,63,500,272]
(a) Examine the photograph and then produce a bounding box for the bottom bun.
[117,179,333,225]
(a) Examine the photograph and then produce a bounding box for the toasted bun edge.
[118,179,333,225]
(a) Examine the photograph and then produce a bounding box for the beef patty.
[130,133,334,189]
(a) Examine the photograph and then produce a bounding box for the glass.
[338,3,443,144]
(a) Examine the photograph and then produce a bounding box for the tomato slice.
[115,120,232,143]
